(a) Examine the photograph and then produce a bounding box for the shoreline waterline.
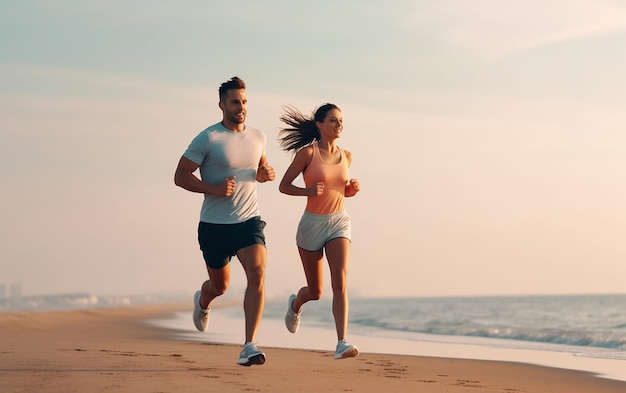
[149,303,626,383]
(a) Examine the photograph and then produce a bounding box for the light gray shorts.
[296,210,351,252]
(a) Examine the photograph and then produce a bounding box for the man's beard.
[226,112,245,124]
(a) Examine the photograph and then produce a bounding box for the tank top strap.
[313,141,344,165]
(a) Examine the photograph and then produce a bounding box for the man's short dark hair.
[219,76,246,101]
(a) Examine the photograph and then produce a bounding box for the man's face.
[220,88,247,125]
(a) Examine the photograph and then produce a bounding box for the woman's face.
[317,108,343,139]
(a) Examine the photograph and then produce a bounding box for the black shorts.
[197,217,266,269]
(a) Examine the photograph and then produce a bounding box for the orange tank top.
[303,143,349,214]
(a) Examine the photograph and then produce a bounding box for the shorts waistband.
[301,209,348,221]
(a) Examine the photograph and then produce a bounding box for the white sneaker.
[334,339,359,359]
[192,290,209,332]
[237,342,266,366]
[284,294,301,333]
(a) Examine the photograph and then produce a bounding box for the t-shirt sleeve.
[183,131,208,165]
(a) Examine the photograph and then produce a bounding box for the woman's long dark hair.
[278,103,340,152]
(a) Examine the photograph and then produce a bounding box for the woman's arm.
[279,147,322,196]
[343,150,360,197]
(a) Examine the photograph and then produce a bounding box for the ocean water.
[274,294,626,352]
[152,293,626,382]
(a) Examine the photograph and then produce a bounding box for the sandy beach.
[1,303,625,393]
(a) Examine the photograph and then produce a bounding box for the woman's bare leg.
[291,247,324,312]
[324,237,351,340]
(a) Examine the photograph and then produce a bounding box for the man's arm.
[174,156,235,196]
[256,154,276,183]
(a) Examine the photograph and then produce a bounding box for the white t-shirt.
[183,122,266,224]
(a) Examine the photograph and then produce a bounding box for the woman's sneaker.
[284,294,301,333]
[334,339,359,359]
[237,342,266,366]
[192,290,210,332]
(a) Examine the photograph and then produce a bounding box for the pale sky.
[1,1,625,299]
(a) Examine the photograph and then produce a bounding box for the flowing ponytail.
[278,103,340,152]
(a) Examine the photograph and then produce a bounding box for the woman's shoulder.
[297,144,315,157]
[338,145,351,157]
[339,146,352,165]
[293,144,315,167]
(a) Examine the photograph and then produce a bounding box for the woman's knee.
[331,279,347,294]
[308,287,323,300]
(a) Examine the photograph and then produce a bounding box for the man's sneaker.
[237,342,266,366]
[284,294,301,333]
[334,339,359,359]
[192,290,209,332]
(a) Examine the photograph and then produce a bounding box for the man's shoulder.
[190,122,223,139]
[203,122,226,133]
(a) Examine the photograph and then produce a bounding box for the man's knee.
[203,277,229,296]
[245,264,265,288]
[211,283,228,296]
